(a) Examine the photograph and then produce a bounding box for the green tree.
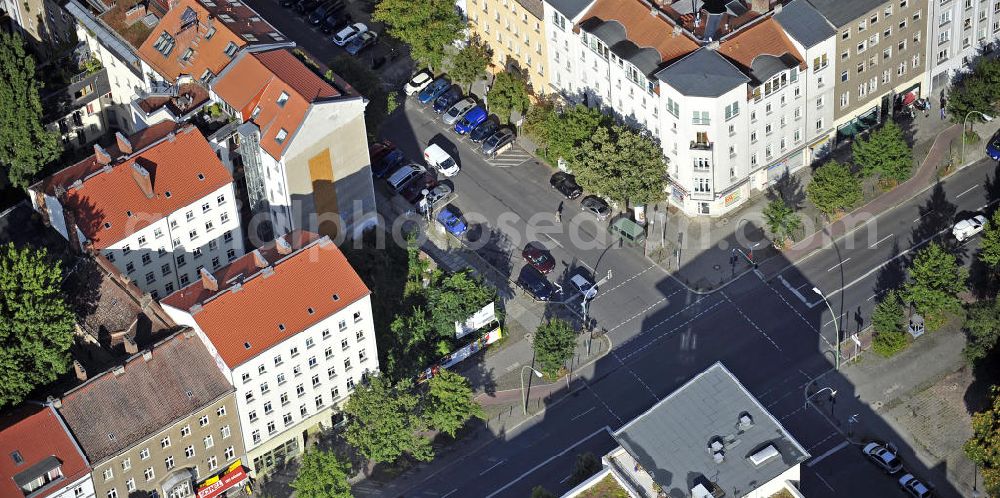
[487,71,530,124]
[947,57,1000,125]
[531,486,556,498]
[343,376,432,464]
[903,242,968,330]
[0,243,75,408]
[290,449,353,498]
[448,38,491,91]
[533,319,576,377]
[525,103,606,167]
[426,270,495,338]
[965,386,1000,496]
[978,210,1000,272]
[871,290,908,357]
[806,160,862,217]
[852,120,913,183]
[0,32,59,188]
[963,297,1000,364]
[424,369,484,437]
[569,452,602,486]
[763,199,801,246]
[575,124,666,206]
[372,0,464,70]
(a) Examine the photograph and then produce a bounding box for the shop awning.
[197,464,248,498]
[901,91,917,106]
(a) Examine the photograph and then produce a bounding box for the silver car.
[442,98,476,126]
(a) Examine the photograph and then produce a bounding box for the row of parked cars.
[277,0,377,55]
[862,441,933,497]
[404,71,516,156]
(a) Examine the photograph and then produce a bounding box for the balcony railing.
[690,141,714,150]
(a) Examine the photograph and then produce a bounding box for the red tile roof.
[718,17,804,73]
[138,0,246,82]
[161,231,370,368]
[0,405,90,498]
[31,123,233,250]
[212,49,340,160]
[580,0,699,64]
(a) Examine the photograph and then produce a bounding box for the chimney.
[200,267,219,291]
[94,144,112,165]
[252,249,268,268]
[73,360,87,381]
[275,236,292,255]
[131,163,154,199]
[142,351,153,361]
[124,334,139,354]
[115,131,133,155]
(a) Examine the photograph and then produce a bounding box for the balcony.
[690,141,714,151]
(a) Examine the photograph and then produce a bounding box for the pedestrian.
[941,107,946,120]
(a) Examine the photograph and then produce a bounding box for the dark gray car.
[482,128,514,155]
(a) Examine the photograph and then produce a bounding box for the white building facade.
[927,0,1000,93]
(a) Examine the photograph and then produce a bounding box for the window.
[692,111,710,125]
[189,229,198,241]
[841,70,849,82]
[165,456,175,470]
[208,456,218,470]
[812,53,828,71]
[258,364,267,375]
[306,337,315,349]
[300,404,308,417]
[816,119,824,131]
[341,338,349,350]
[857,40,867,53]
[277,92,289,107]
[858,62,865,73]
[913,54,921,67]
[181,425,191,437]
[293,365,302,376]
[264,401,273,414]
[224,446,235,460]
[858,20,866,32]
[816,96,825,109]
[275,129,288,144]
[108,489,118,498]
[280,393,289,405]
[241,372,251,384]
[145,272,155,285]
[338,320,347,332]
[315,394,324,408]
[204,435,214,449]
[125,479,135,492]
[121,457,131,471]
[205,220,214,232]
[940,30,951,43]
[224,41,238,57]
[185,445,195,458]
[252,430,261,445]
[882,69,891,84]
[260,382,269,395]
[140,448,150,460]
[695,178,710,192]
[325,347,334,360]
[356,330,365,342]
[249,410,258,422]
[359,349,368,362]
[245,391,254,403]
[940,10,952,24]
[297,384,305,396]
[144,468,154,481]
[221,212,230,224]
[841,92,850,108]
[328,365,337,379]
[125,262,135,274]
[221,425,231,439]
[312,374,321,387]
[322,329,332,340]
[161,436,171,449]
[724,101,739,120]
[347,378,356,390]
[284,413,294,426]
[103,468,113,481]
[308,356,318,368]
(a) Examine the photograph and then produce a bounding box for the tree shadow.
[909,182,959,259]
[465,224,515,301]
[984,161,1000,217]
[873,240,906,297]
[765,170,806,210]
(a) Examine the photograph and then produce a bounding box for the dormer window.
[277,92,289,108]
[243,34,258,42]
[200,69,215,83]
[250,106,261,120]
[224,41,239,59]
[219,13,234,23]
[180,48,194,62]
[10,451,22,465]
[152,31,175,56]
[205,26,216,39]
[275,129,288,144]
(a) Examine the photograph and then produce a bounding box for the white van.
[423,144,460,177]
[387,164,426,192]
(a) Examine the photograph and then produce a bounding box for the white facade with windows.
[927,0,1000,93]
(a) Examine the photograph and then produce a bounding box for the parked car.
[988,130,1000,161]
[455,106,487,135]
[373,149,405,178]
[862,442,903,474]
[570,272,597,300]
[332,22,366,46]
[279,0,297,7]
[442,98,476,126]
[400,172,438,204]
[550,172,582,199]
[953,214,987,242]
[437,204,468,236]
[308,0,342,24]
[418,184,453,213]
[433,88,462,114]
[345,31,377,55]
[482,128,515,155]
[386,163,426,193]
[369,140,394,164]
[517,265,560,301]
[418,77,451,104]
[404,70,433,96]
[469,119,498,143]
[294,0,321,14]
[423,144,459,177]
[522,243,555,274]
[899,474,933,498]
[581,196,611,220]
[319,13,346,34]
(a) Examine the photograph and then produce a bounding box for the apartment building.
[160,231,379,476]
[467,0,550,94]
[57,330,247,498]
[0,0,76,54]
[43,68,114,152]
[28,123,246,299]
[0,405,94,498]
[542,0,594,95]
[810,0,928,141]
[927,0,1000,93]
[212,48,377,240]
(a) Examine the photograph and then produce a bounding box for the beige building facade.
[467,0,550,94]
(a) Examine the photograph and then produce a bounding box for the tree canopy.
[871,290,908,357]
[0,32,59,188]
[947,57,1000,125]
[525,103,607,167]
[533,319,576,377]
[978,209,1000,272]
[290,449,353,498]
[763,199,801,246]
[966,386,1000,496]
[424,369,484,437]
[372,0,464,70]
[448,38,491,92]
[903,242,968,330]
[575,124,667,206]
[852,120,913,183]
[488,71,531,124]
[806,160,862,217]
[0,243,75,408]
[963,297,1000,365]
[343,376,432,464]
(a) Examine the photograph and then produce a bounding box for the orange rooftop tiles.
[581,0,699,64]
[718,17,804,72]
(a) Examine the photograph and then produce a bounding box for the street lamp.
[962,111,994,166]
[813,287,840,371]
[520,366,544,415]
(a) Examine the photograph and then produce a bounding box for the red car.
[400,172,438,204]
[522,243,555,274]
[369,140,395,165]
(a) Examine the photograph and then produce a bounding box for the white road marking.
[778,275,822,308]
[867,293,879,301]
[479,459,506,476]
[913,211,933,223]
[559,475,573,483]
[870,234,893,248]
[812,471,836,492]
[570,407,596,421]
[723,292,782,352]
[541,233,565,249]
[826,257,851,272]
[807,440,850,467]
[958,185,980,198]
[442,489,459,498]
[485,427,613,498]
[618,297,725,360]
[823,313,845,327]
[594,265,660,299]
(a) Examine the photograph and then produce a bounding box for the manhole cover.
[713,264,721,270]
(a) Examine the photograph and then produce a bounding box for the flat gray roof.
[613,362,809,497]
[655,49,749,98]
[807,0,883,28]
[774,0,836,48]
[546,0,592,18]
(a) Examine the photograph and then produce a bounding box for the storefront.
[835,105,881,143]
[196,461,251,498]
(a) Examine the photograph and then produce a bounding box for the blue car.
[374,149,405,178]
[455,106,487,134]
[436,204,467,236]
[433,88,462,114]
[417,77,450,104]
[988,131,1000,161]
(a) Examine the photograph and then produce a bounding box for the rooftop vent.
[307,307,314,315]
[278,323,286,331]
[197,173,205,180]
[748,444,780,466]
[142,350,152,361]
[165,191,172,198]
[738,412,754,431]
[244,341,251,349]
[126,210,133,217]
[108,433,116,441]
[103,222,112,229]
[332,294,340,301]
[708,436,725,463]
[185,390,193,398]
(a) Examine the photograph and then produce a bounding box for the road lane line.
[559,475,572,483]
[479,459,506,476]
[826,257,851,272]
[867,293,879,301]
[958,185,980,198]
[541,233,565,249]
[870,234,893,248]
[807,440,850,467]
[823,313,845,327]
[723,292,782,352]
[442,489,459,498]
[913,210,933,223]
[485,427,613,498]
[571,407,596,421]
[812,471,836,492]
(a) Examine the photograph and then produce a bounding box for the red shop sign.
[197,466,248,498]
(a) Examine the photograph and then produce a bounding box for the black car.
[482,128,515,155]
[308,1,343,24]
[373,149,405,178]
[550,172,582,199]
[279,0,297,7]
[432,88,461,114]
[581,195,611,220]
[294,0,321,14]
[517,265,559,301]
[319,12,347,34]
[469,119,498,143]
